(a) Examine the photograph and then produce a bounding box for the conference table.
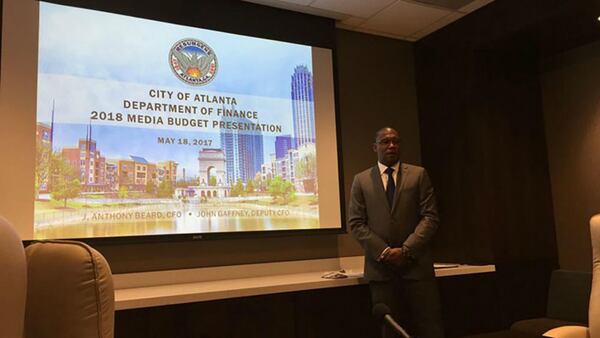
[113,256,495,310]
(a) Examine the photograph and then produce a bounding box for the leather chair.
[510,269,591,335]
[0,216,27,338]
[24,240,115,338]
[544,214,600,338]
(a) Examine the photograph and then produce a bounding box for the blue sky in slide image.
[37,2,313,100]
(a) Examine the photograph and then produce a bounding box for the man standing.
[348,127,444,338]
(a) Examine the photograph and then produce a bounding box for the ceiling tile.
[243,0,495,41]
[345,26,415,41]
[275,0,315,5]
[409,0,474,10]
[310,0,397,19]
[242,0,349,19]
[409,11,463,39]
[361,0,452,37]
[459,0,494,13]
[339,16,367,28]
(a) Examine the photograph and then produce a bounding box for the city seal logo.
[169,38,218,86]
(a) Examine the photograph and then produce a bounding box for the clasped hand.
[382,247,412,268]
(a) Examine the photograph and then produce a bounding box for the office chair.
[0,216,27,338]
[24,240,115,338]
[544,214,600,338]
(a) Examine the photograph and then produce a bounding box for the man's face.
[373,128,401,166]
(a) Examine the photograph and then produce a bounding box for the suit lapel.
[390,164,408,214]
[370,166,391,213]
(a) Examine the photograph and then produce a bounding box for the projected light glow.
[27,2,341,240]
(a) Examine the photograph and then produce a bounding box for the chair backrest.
[0,217,27,338]
[24,240,114,338]
[590,214,600,338]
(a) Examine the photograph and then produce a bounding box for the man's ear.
[372,143,377,153]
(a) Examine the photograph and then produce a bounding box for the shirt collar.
[377,161,400,175]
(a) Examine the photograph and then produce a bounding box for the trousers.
[370,277,444,338]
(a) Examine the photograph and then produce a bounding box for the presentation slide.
[0,1,341,240]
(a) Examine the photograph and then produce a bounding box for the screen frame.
[1,0,347,244]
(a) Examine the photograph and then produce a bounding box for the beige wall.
[335,29,421,259]
[541,39,600,271]
[0,22,421,272]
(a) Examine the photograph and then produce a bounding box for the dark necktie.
[385,167,395,207]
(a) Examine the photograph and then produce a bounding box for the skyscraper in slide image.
[291,65,315,148]
[220,114,264,185]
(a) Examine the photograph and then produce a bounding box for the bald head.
[374,127,399,142]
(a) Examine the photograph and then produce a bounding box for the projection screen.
[0,0,342,240]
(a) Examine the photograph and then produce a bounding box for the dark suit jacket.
[348,163,439,281]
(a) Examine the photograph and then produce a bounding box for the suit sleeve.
[348,175,388,261]
[402,169,439,258]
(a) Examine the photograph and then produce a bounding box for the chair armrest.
[544,326,589,338]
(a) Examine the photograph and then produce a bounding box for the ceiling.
[242,0,495,41]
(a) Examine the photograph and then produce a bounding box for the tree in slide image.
[268,176,296,204]
[49,153,82,208]
[157,179,175,198]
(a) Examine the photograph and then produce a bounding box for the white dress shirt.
[377,161,400,189]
